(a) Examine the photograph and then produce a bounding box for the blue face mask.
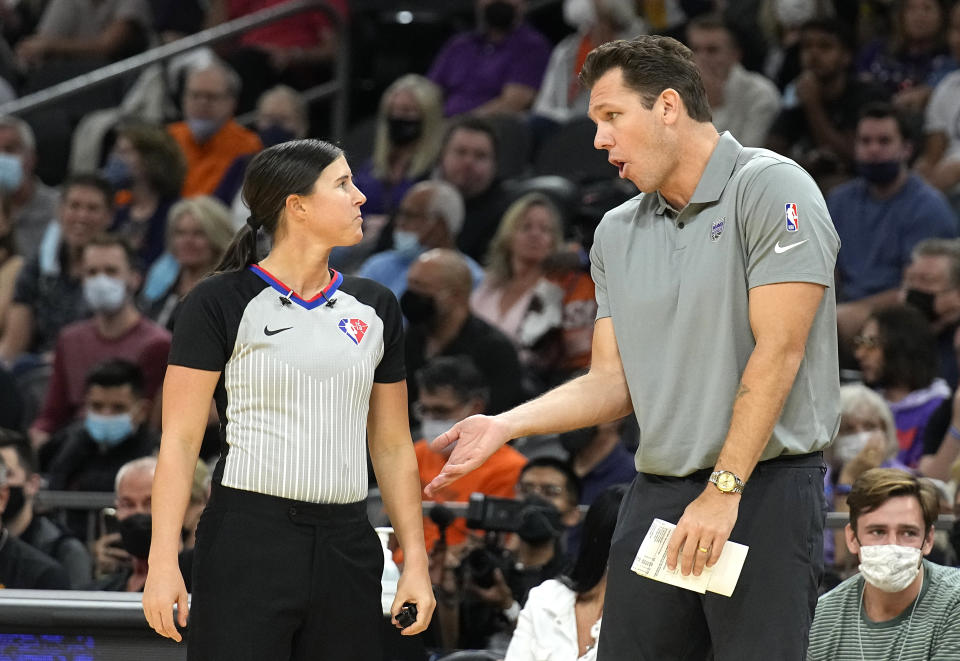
[393,230,423,259]
[0,153,24,192]
[187,118,223,143]
[258,124,296,147]
[84,412,135,447]
[101,153,133,189]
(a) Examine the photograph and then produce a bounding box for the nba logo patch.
[785,203,799,232]
[338,318,368,345]
[710,217,725,242]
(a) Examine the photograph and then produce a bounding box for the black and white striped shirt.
[168,265,405,503]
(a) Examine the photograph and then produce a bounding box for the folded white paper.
[630,518,749,597]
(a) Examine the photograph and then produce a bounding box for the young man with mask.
[828,103,957,353]
[0,449,70,589]
[414,356,527,552]
[167,61,261,197]
[403,249,524,416]
[0,428,91,587]
[45,359,157,496]
[428,0,550,117]
[29,234,170,450]
[807,468,960,660]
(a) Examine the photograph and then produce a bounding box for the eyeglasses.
[853,335,881,350]
[412,402,462,420]
[516,482,566,498]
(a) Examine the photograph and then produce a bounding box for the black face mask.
[856,160,901,186]
[484,1,517,30]
[258,124,297,148]
[558,426,596,457]
[3,485,25,521]
[905,289,938,322]
[387,117,422,146]
[400,290,438,326]
[119,513,152,559]
[516,498,563,545]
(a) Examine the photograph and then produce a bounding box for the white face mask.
[834,430,877,463]
[563,0,596,30]
[858,544,923,593]
[83,274,127,313]
[420,418,457,446]
[393,230,423,259]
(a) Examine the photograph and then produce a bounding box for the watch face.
[718,473,736,491]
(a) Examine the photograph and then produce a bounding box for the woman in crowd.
[471,193,565,387]
[0,195,23,334]
[142,139,434,659]
[505,484,627,661]
[139,196,235,331]
[854,304,951,468]
[106,123,187,269]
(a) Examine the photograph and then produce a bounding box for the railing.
[0,0,349,139]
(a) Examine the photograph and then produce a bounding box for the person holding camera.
[505,484,628,661]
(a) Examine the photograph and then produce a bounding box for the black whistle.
[396,602,417,628]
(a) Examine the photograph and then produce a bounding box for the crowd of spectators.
[0,0,958,659]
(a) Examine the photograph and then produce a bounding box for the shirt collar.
[688,131,743,205]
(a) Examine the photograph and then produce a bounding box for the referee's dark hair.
[217,139,343,272]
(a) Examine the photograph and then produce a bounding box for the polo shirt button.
[678,222,685,229]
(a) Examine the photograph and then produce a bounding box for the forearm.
[499,369,633,440]
[148,436,202,565]
[917,433,960,480]
[370,439,428,568]
[714,344,805,480]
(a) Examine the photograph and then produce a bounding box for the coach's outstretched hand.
[424,415,512,497]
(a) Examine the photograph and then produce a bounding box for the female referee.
[142,139,435,659]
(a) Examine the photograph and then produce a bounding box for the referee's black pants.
[598,452,827,661]
[188,484,385,661]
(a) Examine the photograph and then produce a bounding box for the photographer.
[438,458,582,653]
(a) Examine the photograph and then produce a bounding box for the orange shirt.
[415,439,527,551]
[168,120,262,197]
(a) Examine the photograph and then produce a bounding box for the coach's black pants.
[188,484,384,661]
[598,452,826,661]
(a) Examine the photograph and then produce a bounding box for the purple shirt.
[428,24,551,116]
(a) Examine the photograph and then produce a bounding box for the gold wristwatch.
[709,470,744,494]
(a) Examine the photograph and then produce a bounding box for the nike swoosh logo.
[774,239,808,254]
[264,325,293,336]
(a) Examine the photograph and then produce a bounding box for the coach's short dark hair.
[579,35,712,122]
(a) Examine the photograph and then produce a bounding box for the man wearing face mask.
[45,360,157,498]
[428,0,551,117]
[808,468,960,661]
[167,61,262,197]
[403,249,524,416]
[0,116,58,259]
[0,450,70,590]
[358,181,483,298]
[414,357,527,553]
[28,235,170,450]
[0,429,92,588]
[828,103,957,353]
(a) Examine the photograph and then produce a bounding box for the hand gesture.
[391,564,436,635]
[142,561,189,642]
[666,487,740,577]
[795,71,822,107]
[94,533,131,575]
[467,568,514,611]
[839,431,887,483]
[424,415,512,497]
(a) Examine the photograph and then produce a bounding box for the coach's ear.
[658,88,682,126]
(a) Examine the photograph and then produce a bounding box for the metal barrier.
[0,0,349,140]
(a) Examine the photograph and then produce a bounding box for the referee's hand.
[143,562,189,642]
[424,415,511,498]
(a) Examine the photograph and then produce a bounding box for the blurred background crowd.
[0,0,960,659]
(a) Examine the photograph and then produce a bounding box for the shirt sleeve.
[374,287,405,383]
[12,257,40,305]
[167,277,231,372]
[590,223,611,320]
[924,75,956,134]
[739,161,840,290]
[504,31,550,90]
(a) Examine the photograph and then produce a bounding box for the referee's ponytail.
[216,139,343,272]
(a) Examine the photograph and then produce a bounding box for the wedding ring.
[698,546,710,553]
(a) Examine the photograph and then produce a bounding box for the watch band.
[709,470,745,494]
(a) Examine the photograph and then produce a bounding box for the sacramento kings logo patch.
[710,217,725,242]
[338,318,368,345]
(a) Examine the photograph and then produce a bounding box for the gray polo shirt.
[590,132,841,477]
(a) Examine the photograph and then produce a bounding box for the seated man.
[45,359,158,494]
[358,181,483,298]
[0,449,70,589]
[168,61,262,197]
[29,234,170,447]
[0,428,91,587]
[808,468,960,660]
[0,116,59,259]
[404,249,524,415]
[414,356,527,552]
